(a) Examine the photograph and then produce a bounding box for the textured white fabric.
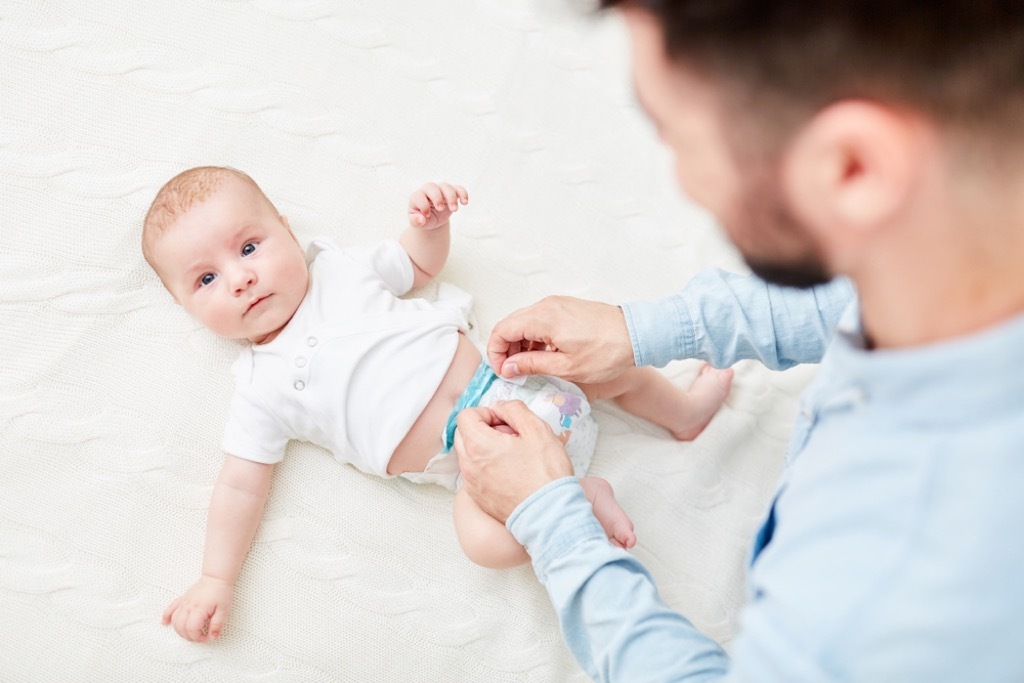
[222,237,470,475]
[0,2,818,681]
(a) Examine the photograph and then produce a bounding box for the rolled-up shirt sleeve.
[622,270,854,371]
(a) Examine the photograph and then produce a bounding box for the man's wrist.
[506,477,607,578]
[621,297,691,368]
[506,477,574,530]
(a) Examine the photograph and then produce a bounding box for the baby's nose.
[230,266,257,293]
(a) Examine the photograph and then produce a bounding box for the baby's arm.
[162,454,274,642]
[400,182,469,288]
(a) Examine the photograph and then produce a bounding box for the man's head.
[603,0,1024,287]
[142,166,309,344]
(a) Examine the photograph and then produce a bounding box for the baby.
[145,166,734,642]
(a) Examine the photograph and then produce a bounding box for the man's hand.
[487,296,635,383]
[162,575,234,642]
[408,182,468,231]
[454,400,574,523]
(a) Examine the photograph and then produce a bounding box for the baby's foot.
[670,364,734,441]
[583,477,637,550]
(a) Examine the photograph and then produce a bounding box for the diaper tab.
[441,360,498,453]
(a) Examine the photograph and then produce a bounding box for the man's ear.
[780,100,932,249]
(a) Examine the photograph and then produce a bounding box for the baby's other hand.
[408,182,468,230]
[161,575,234,642]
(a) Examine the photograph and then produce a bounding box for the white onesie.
[221,238,472,476]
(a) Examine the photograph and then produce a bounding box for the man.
[454,1,1024,681]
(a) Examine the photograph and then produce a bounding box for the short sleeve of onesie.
[342,239,415,296]
[221,364,291,464]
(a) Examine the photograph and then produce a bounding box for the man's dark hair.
[601,0,1024,144]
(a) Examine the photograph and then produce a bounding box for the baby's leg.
[452,477,637,567]
[580,476,636,550]
[580,364,733,441]
[453,487,530,569]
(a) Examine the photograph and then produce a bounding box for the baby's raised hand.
[408,182,468,230]
[162,575,234,642]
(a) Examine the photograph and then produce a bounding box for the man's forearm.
[509,478,730,682]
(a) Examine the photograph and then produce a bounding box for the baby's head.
[143,166,309,344]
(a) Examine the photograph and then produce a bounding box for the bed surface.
[0,2,816,680]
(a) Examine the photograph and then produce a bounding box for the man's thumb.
[489,399,549,435]
[501,350,563,379]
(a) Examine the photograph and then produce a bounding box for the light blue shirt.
[507,269,1024,682]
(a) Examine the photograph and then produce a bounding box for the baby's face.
[152,178,309,344]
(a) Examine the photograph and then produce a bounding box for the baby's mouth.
[245,295,269,314]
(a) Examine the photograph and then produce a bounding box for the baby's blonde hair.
[141,166,277,273]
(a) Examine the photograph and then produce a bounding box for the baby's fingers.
[208,605,228,641]
[408,190,432,215]
[171,604,192,640]
[161,597,180,625]
[418,182,446,213]
[438,182,468,207]
[408,191,433,226]
[437,183,464,212]
[184,607,211,642]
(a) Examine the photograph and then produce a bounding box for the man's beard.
[732,167,833,289]
[744,255,832,289]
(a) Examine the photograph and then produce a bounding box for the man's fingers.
[455,407,508,451]
[487,305,555,375]
[454,406,520,466]
[455,405,502,433]
[454,409,496,480]
[500,349,571,379]
[488,321,570,378]
[487,399,551,437]
[455,402,553,446]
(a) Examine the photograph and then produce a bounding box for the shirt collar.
[829,302,1024,422]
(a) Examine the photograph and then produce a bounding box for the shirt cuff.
[506,477,608,578]
[621,296,695,368]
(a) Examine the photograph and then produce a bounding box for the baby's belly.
[386,332,481,476]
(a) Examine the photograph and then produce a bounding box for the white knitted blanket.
[0,2,816,680]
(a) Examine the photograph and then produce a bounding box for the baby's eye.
[241,241,257,256]
[200,273,216,287]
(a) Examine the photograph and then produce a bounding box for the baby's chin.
[204,323,276,344]
[246,323,288,345]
